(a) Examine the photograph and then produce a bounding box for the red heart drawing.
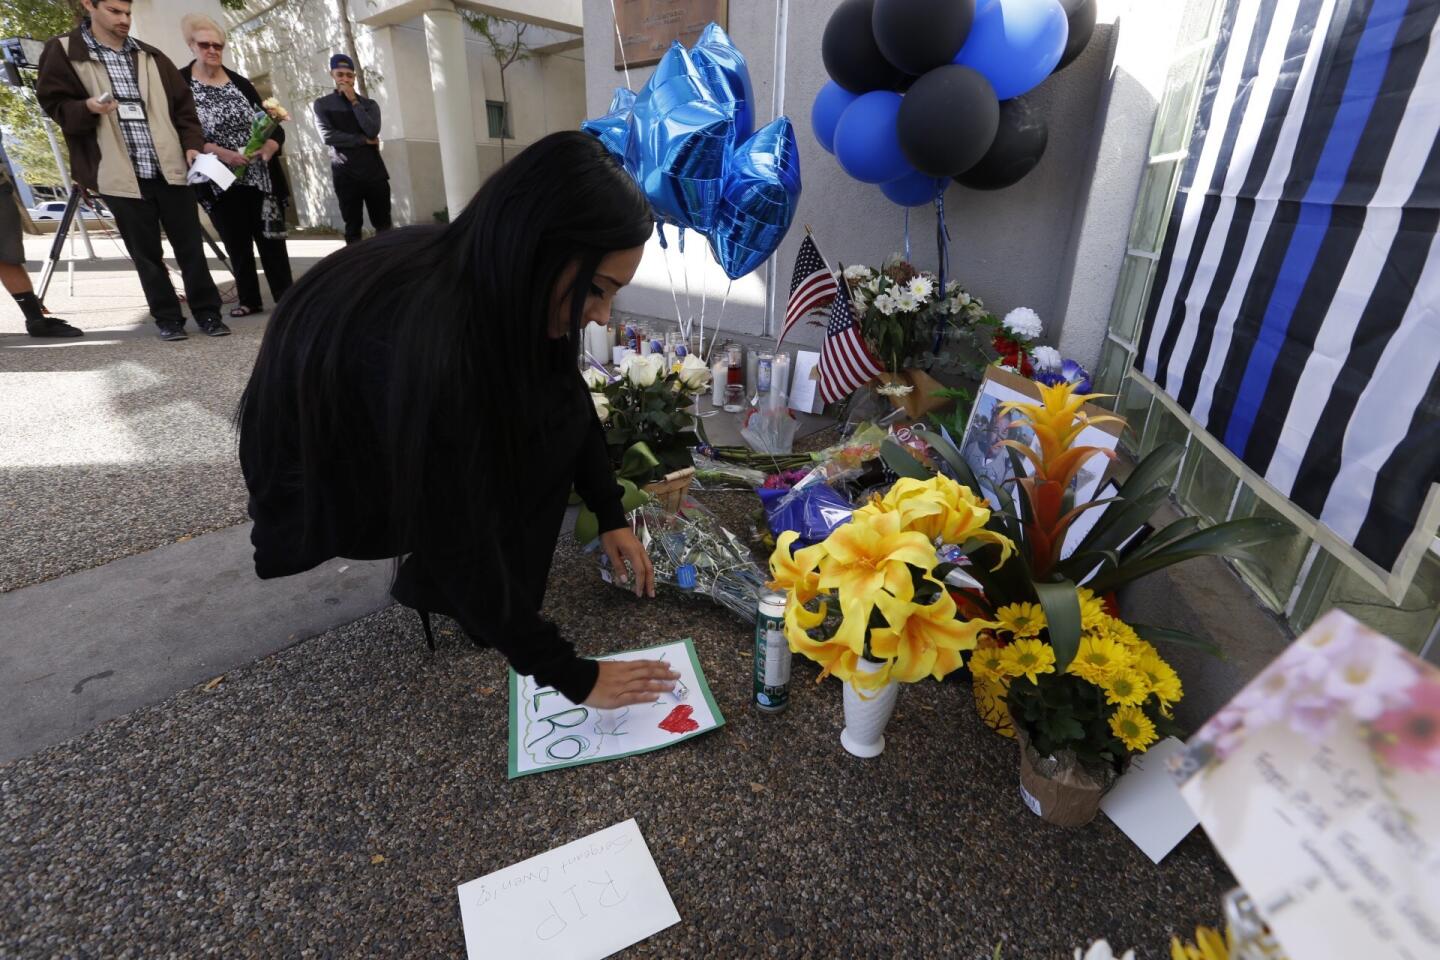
[658,704,699,735]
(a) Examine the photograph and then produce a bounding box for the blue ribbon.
[932,191,951,354]
[904,207,911,263]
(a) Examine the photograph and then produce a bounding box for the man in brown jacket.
[36,0,225,340]
[1,140,83,337]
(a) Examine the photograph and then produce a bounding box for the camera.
[2,37,45,87]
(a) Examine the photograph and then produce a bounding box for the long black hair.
[238,130,654,558]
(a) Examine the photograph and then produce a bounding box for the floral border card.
[1174,610,1440,959]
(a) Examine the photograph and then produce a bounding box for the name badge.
[117,99,147,122]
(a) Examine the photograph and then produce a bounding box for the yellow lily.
[870,587,990,682]
[816,510,935,605]
[767,530,826,604]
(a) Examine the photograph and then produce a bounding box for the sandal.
[229,305,260,318]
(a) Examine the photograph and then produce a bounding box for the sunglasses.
[196,41,224,51]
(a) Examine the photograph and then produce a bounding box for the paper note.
[457,818,680,960]
[1099,736,1198,863]
[186,152,235,190]
[1175,611,1440,960]
[509,638,723,778]
[788,350,822,414]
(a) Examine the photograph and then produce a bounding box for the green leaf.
[1034,578,1082,671]
[1086,517,1292,594]
[1119,515,1205,565]
[1069,485,1171,559]
[573,479,650,545]
[881,438,931,480]
[617,442,661,483]
[1132,622,1223,659]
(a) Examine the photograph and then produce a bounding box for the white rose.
[1003,307,1043,340]
[1032,345,1063,372]
[873,293,896,316]
[582,367,609,391]
[907,276,934,301]
[843,264,873,281]
[620,353,663,388]
[895,290,919,312]
[676,353,711,393]
[591,391,612,422]
[958,291,972,306]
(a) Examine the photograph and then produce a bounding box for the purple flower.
[1033,357,1092,393]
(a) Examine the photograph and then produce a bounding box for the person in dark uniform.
[311,53,390,244]
[237,131,677,709]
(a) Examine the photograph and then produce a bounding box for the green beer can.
[754,592,791,712]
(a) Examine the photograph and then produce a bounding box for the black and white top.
[82,23,160,180]
[189,78,272,194]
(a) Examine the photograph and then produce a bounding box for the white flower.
[591,391,611,422]
[907,276,934,301]
[895,290,919,312]
[581,367,609,391]
[620,353,663,388]
[1322,645,1417,720]
[866,277,881,294]
[843,264,873,282]
[873,293,897,316]
[1074,940,1135,960]
[1003,306,1043,340]
[853,290,869,311]
[1032,346,1063,372]
[675,353,711,393]
[876,382,914,397]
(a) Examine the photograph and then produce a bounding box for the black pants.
[102,178,221,328]
[334,175,392,244]
[209,185,292,311]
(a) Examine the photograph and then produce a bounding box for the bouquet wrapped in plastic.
[598,498,769,622]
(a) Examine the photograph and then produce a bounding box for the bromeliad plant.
[767,475,1015,690]
[584,353,712,485]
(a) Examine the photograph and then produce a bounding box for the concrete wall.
[218,0,585,230]
[579,0,1185,368]
[130,0,227,66]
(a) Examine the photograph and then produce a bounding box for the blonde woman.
[180,13,292,318]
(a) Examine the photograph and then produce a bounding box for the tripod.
[35,181,232,302]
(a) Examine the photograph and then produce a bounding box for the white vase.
[840,659,900,758]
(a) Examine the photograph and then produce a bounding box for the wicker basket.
[643,466,696,515]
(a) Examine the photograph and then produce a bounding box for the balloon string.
[698,268,709,352]
[680,227,693,338]
[904,207,911,264]
[706,280,734,365]
[933,191,951,354]
[660,232,687,334]
[609,0,632,90]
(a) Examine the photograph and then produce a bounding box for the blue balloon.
[691,22,756,142]
[626,43,736,232]
[709,117,802,280]
[954,0,1068,100]
[581,87,637,162]
[811,81,857,154]
[881,169,947,207]
[833,90,913,184]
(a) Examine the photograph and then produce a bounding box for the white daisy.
[843,264,874,282]
[873,293,896,316]
[907,276,934,301]
[895,290,919,312]
[1003,306,1043,339]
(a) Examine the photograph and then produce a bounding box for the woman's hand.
[600,527,655,598]
[583,659,680,708]
[253,140,280,163]
[212,146,249,167]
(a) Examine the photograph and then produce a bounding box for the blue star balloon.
[626,42,735,233]
[709,117,802,280]
[690,22,755,143]
[581,87,637,163]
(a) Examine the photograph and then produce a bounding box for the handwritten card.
[185,152,235,190]
[1174,611,1440,960]
[788,350,823,414]
[1099,736,1198,863]
[509,638,724,778]
[457,818,680,960]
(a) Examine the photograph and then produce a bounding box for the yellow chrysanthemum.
[1068,633,1136,684]
[973,674,1015,738]
[1136,652,1184,709]
[767,530,825,604]
[1076,588,1108,630]
[1101,668,1151,706]
[1109,704,1158,752]
[816,509,934,605]
[998,638,1056,685]
[1170,925,1232,960]
[969,636,1008,682]
[994,602,1046,638]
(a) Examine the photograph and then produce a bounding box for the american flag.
[778,235,839,348]
[819,276,883,404]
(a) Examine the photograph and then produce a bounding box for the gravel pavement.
[1,493,1236,959]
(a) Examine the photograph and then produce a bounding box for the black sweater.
[240,328,626,704]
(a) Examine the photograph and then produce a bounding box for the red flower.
[1368,679,1440,774]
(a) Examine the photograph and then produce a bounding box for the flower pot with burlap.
[643,467,696,515]
[1014,723,1105,828]
[876,369,952,420]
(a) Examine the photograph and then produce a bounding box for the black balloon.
[1056,0,1098,71]
[873,0,975,76]
[896,64,998,177]
[955,95,1048,190]
[822,0,901,94]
